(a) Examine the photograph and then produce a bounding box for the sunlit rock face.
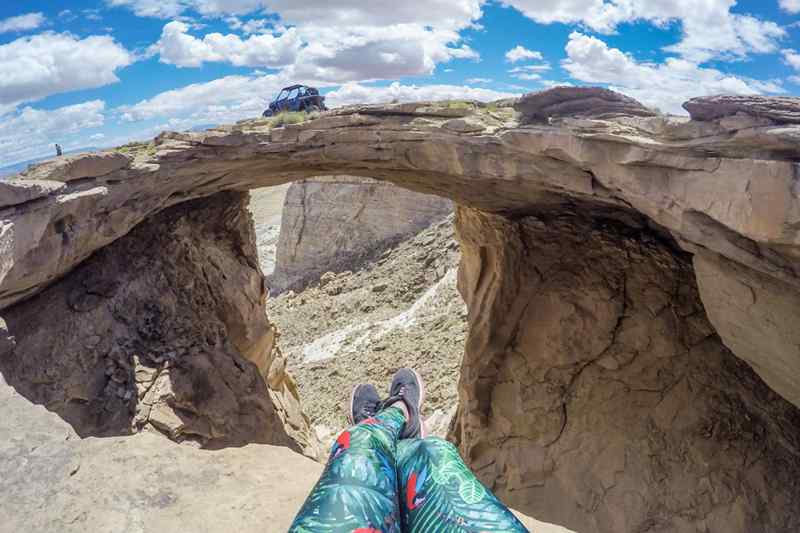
[2,88,800,530]
[269,175,452,294]
[451,206,800,533]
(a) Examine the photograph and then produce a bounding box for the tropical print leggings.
[289,406,529,532]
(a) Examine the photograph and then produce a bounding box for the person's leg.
[397,438,529,532]
[289,385,405,533]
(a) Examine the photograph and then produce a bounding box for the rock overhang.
[1,88,800,411]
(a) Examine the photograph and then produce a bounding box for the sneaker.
[348,383,382,425]
[383,368,426,439]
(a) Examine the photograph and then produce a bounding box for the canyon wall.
[269,176,452,293]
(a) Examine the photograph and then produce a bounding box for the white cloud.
[324,81,518,107]
[0,12,46,33]
[509,63,551,81]
[780,0,800,13]
[226,17,273,34]
[501,0,785,63]
[109,0,483,29]
[505,45,543,63]
[149,19,478,83]
[119,73,291,122]
[117,1,484,83]
[562,32,784,115]
[106,0,188,18]
[0,32,133,108]
[0,100,106,167]
[466,77,492,83]
[782,49,800,71]
[149,20,300,67]
[285,24,478,83]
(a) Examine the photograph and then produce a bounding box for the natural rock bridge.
[2,88,800,532]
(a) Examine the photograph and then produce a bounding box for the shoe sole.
[410,368,427,439]
[347,384,360,426]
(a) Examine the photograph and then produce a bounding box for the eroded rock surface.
[516,86,658,123]
[0,191,317,454]
[451,206,800,533]
[684,95,800,124]
[270,176,452,294]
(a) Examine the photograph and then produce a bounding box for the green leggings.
[289,407,528,532]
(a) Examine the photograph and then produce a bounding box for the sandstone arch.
[2,90,800,531]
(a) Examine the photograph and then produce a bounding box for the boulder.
[683,95,800,124]
[515,86,658,123]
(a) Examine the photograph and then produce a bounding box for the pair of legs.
[289,370,528,532]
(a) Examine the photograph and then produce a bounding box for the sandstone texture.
[0,191,317,455]
[683,95,800,124]
[516,86,658,123]
[3,88,800,532]
[452,206,800,532]
[269,175,452,293]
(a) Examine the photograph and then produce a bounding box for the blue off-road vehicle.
[262,84,327,117]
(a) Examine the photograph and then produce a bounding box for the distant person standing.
[55,144,63,157]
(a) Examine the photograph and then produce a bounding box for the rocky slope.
[269,176,452,294]
[3,89,800,532]
[269,215,464,437]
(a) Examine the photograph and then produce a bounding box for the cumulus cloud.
[106,0,188,18]
[117,0,483,83]
[324,81,517,106]
[0,12,46,34]
[149,19,477,82]
[780,0,800,13]
[505,45,543,63]
[0,100,106,167]
[509,63,551,81]
[783,49,800,71]
[0,32,133,108]
[149,20,300,67]
[501,0,785,63]
[563,32,784,114]
[119,74,290,123]
[108,0,482,29]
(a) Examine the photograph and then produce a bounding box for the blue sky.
[0,0,798,167]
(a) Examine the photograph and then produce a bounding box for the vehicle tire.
[306,105,320,113]
[262,109,273,118]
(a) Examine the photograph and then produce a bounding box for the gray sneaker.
[348,384,382,425]
[383,368,426,439]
